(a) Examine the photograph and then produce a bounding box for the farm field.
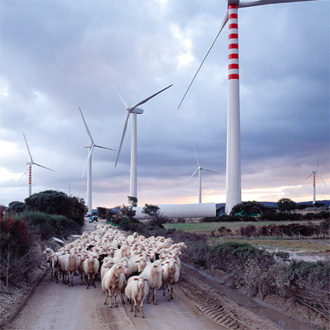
[163,221,329,253]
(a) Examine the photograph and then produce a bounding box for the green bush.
[24,190,86,226]
[14,211,81,240]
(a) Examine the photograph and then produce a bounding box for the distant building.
[134,203,216,220]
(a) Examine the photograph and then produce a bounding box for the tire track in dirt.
[179,277,249,330]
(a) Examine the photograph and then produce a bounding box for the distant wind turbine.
[186,145,220,204]
[79,107,115,216]
[178,0,318,214]
[19,133,54,197]
[305,153,326,205]
[113,83,173,200]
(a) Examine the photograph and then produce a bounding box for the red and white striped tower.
[225,2,241,214]
[313,172,316,204]
[28,165,32,196]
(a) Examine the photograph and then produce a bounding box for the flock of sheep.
[43,224,187,318]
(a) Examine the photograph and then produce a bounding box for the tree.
[142,204,168,226]
[8,201,25,214]
[97,207,107,219]
[230,201,273,217]
[0,205,7,219]
[24,190,87,226]
[142,204,160,217]
[277,198,296,213]
[128,196,138,208]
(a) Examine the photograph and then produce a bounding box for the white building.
[134,203,216,220]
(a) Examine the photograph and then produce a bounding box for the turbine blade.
[305,173,313,180]
[128,84,173,110]
[316,172,327,186]
[115,111,131,167]
[178,10,229,110]
[94,144,116,152]
[33,162,55,172]
[82,146,94,178]
[79,107,94,144]
[23,133,33,162]
[202,168,221,175]
[185,168,199,183]
[193,144,200,168]
[111,82,129,109]
[239,0,317,8]
[18,165,30,183]
[316,151,319,171]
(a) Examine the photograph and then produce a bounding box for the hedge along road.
[1,219,223,330]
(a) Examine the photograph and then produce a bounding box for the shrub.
[24,190,86,226]
[239,225,257,237]
[0,215,34,287]
[13,211,81,240]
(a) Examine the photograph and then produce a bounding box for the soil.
[0,220,328,330]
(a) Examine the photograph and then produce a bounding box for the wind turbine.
[19,133,54,197]
[113,83,173,200]
[187,145,220,203]
[178,0,318,214]
[79,107,115,216]
[305,153,326,205]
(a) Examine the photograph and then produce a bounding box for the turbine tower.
[113,83,173,200]
[305,154,326,205]
[178,0,317,214]
[187,145,220,203]
[79,107,115,216]
[19,133,54,197]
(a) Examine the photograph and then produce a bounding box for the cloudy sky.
[0,0,329,210]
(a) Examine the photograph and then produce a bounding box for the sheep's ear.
[144,279,149,282]
[134,278,138,281]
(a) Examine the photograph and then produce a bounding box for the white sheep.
[162,258,180,301]
[60,251,78,287]
[43,248,55,280]
[83,253,100,289]
[102,262,129,308]
[141,260,163,305]
[125,275,149,318]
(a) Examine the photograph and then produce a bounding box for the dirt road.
[1,270,224,330]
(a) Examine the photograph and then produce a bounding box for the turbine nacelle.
[130,107,144,114]
[228,0,240,5]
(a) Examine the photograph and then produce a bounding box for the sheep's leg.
[146,291,151,303]
[93,274,96,288]
[130,299,134,312]
[141,301,145,318]
[170,285,174,300]
[121,291,125,304]
[70,271,74,287]
[167,283,171,301]
[163,281,166,296]
[154,288,157,305]
[104,291,108,305]
[86,274,90,289]
[109,289,113,308]
[134,299,138,317]
[114,288,118,307]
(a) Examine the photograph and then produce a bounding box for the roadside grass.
[207,237,330,252]
[163,221,329,252]
[163,220,322,233]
